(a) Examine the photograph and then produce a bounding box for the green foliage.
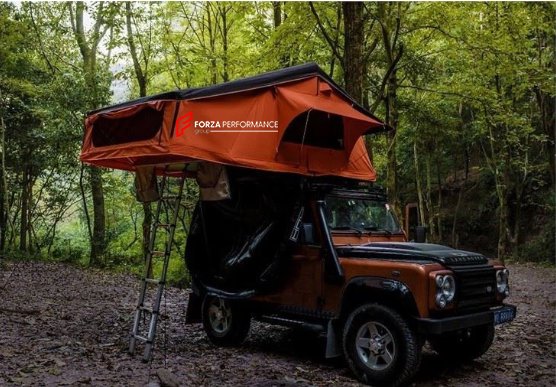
[518,220,555,264]
[154,257,190,288]
[0,1,553,272]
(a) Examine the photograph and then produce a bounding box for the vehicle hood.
[336,242,488,266]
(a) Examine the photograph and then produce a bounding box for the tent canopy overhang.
[80,63,391,181]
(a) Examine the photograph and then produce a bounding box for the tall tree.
[375,2,406,217]
[125,1,156,261]
[0,91,6,251]
[0,3,45,253]
[342,2,365,103]
[68,1,114,266]
[310,2,406,215]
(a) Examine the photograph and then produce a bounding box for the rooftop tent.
[80,62,388,181]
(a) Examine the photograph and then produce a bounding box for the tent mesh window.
[282,110,344,150]
[92,106,164,147]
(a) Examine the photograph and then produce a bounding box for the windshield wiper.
[332,226,365,235]
[363,226,393,235]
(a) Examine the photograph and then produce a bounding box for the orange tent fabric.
[80,63,388,181]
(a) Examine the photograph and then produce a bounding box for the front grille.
[454,265,497,310]
[442,254,487,266]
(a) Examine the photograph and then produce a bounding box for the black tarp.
[184,167,304,294]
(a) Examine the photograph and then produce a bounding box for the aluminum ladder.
[129,169,186,361]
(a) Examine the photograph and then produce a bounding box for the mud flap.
[325,319,342,358]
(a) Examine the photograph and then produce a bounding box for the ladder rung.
[144,278,160,285]
[139,306,157,314]
[150,251,166,257]
[133,335,149,343]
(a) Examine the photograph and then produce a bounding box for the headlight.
[435,274,456,308]
[496,269,509,296]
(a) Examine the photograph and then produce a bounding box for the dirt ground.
[0,261,554,387]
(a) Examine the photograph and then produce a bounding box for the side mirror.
[301,223,316,245]
[405,203,426,242]
[415,226,427,243]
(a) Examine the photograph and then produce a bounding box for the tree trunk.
[329,3,342,78]
[535,87,555,186]
[19,165,31,252]
[413,142,426,226]
[451,187,463,248]
[89,167,105,266]
[126,2,147,97]
[377,2,403,219]
[274,2,290,67]
[126,2,154,265]
[342,2,364,103]
[221,6,229,82]
[0,108,7,251]
[425,156,437,242]
[27,175,33,252]
[510,192,521,260]
[206,4,217,84]
[495,169,522,261]
[436,160,443,242]
[70,1,109,265]
[385,70,400,217]
[8,191,17,248]
[497,193,510,261]
[273,2,281,29]
[495,151,514,261]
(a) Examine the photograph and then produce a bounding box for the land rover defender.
[185,175,516,386]
[78,62,515,385]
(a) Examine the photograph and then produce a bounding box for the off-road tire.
[343,303,422,386]
[202,295,251,346]
[429,324,494,362]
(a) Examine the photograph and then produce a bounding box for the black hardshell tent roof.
[88,62,388,131]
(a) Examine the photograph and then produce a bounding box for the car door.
[256,207,324,312]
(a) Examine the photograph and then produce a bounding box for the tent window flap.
[282,110,344,150]
[92,106,164,147]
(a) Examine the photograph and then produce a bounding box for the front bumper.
[414,304,517,335]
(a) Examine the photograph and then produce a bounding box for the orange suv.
[185,176,515,386]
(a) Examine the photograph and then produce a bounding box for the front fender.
[339,276,420,319]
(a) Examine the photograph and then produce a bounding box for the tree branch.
[28,4,57,74]
[369,44,404,113]
[126,2,146,95]
[398,84,488,105]
[90,2,105,52]
[71,1,90,62]
[309,2,344,67]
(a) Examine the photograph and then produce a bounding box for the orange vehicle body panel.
[254,250,445,319]
[326,259,444,318]
[253,229,446,319]
[255,246,324,311]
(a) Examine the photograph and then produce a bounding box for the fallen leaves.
[0,261,554,386]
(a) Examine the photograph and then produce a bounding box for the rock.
[156,368,181,387]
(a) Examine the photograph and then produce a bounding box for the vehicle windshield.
[325,195,401,234]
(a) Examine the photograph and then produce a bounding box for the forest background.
[0,1,554,284]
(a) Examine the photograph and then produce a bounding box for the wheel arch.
[339,277,420,321]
